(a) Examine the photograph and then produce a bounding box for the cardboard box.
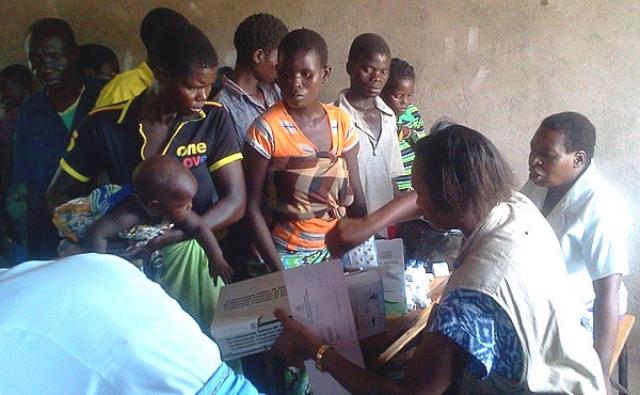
[209,272,290,360]
[210,260,364,394]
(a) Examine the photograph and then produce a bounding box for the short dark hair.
[429,117,457,135]
[140,7,188,51]
[539,111,596,161]
[149,23,218,77]
[0,64,34,91]
[278,28,329,66]
[381,57,415,97]
[78,44,119,75]
[348,33,391,65]
[210,66,233,98]
[133,155,196,203]
[233,13,288,63]
[415,125,515,225]
[388,58,415,82]
[26,18,77,50]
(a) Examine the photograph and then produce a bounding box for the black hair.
[381,57,415,98]
[140,7,188,52]
[415,125,515,226]
[26,18,77,50]
[133,155,196,203]
[278,28,329,66]
[538,111,596,161]
[149,23,218,77]
[0,64,34,90]
[78,44,119,76]
[210,66,233,99]
[388,58,415,82]
[233,13,289,63]
[347,33,391,65]
[429,117,457,135]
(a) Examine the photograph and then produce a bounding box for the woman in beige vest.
[272,125,605,394]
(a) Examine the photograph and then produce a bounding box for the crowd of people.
[0,6,630,395]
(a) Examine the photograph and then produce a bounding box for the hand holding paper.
[271,308,323,364]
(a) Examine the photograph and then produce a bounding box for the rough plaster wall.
[2,0,639,364]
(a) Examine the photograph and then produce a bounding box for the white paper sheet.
[284,260,364,395]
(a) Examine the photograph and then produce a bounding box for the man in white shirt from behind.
[0,253,259,395]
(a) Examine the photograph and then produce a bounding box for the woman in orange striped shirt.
[243,28,367,275]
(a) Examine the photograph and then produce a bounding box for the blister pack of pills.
[341,235,379,270]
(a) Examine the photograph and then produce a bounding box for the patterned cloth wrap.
[247,245,332,277]
[429,288,524,381]
[264,152,353,223]
[253,153,354,395]
[397,104,424,147]
[395,104,426,193]
[52,184,172,282]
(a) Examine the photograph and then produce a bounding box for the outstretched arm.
[179,211,234,286]
[242,146,284,271]
[271,308,465,395]
[343,144,367,219]
[84,197,144,253]
[326,191,422,257]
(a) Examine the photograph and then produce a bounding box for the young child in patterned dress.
[54,155,233,286]
[381,57,426,193]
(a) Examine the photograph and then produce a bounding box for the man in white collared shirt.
[334,33,403,215]
[522,111,629,394]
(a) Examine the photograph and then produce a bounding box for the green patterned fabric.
[245,244,330,394]
[162,239,222,332]
[247,245,331,275]
[396,104,426,192]
[278,245,331,269]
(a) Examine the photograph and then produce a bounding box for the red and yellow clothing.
[245,101,357,251]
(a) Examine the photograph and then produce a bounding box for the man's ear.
[574,150,587,168]
[153,66,168,85]
[346,61,353,77]
[322,65,332,83]
[253,49,265,64]
[146,200,162,216]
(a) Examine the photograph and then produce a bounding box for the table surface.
[360,275,448,371]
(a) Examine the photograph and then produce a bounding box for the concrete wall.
[2,0,639,365]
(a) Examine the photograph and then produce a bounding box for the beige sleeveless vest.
[443,193,605,394]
